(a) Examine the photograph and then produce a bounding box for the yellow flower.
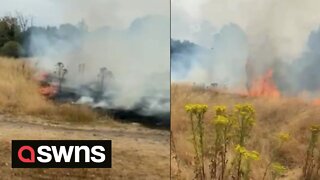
[185,104,192,113]
[235,144,260,160]
[196,104,208,114]
[234,104,256,125]
[214,105,227,115]
[235,144,246,154]
[184,104,208,114]
[234,144,245,153]
[246,151,260,160]
[310,125,320,133]
[214,115,229,125]
[278,132,290,142]
[271,162,287,174]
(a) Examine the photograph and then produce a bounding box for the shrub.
[1,41,24,57]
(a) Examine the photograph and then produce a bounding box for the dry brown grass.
[171,83,320,179]
[58,104,96,122]
[0,57,96,122]
[0,57,54,114]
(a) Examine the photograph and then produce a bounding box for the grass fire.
[0,0,170,179]
[171,0,320,179]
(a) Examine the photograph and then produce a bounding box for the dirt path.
[0,114,170,180]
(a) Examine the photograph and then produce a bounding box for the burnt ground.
[0,114,170,180]
[95,108,170,129]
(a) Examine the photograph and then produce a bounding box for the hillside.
[0,57,170,179]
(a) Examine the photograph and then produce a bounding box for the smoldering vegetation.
[31,15,170,127]
[0,13,170,127]
[171,22,320,99]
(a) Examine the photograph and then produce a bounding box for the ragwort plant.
[182,102,320,180]
[262,132,290,180]
[185,104,208,180]
[185,103,260,180]
[234,144,260,180]
[303,125,320,179]
[209,105,233,179]
[271,162,287,180]
[230,104,256,179]
[232,104,256,147]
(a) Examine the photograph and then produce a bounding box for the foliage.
[1,41,24,57]
[303,125,320,179]
[271,162,287,179]
[185,104,208,179]
[210,105,232,179]
[0,15,24,57]
[184,103,293,180]
[262,132,290,180]
[0,13,87,58]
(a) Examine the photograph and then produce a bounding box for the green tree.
[0,21,10,47]
[1,41,24,57]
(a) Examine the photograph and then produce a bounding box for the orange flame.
[312,99,320,106]
[35,71,58,98]
[248,69,280,98]
[39,86,58,98]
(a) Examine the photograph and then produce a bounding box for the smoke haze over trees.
[0,13,88,57]
[172,22,320,98]
[0,11,170,124]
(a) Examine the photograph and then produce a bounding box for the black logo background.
[12,140,112,168]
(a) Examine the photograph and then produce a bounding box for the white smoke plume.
[172,0,320,95]
[19,1,170,115]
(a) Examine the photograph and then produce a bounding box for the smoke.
[275,27,320,97]
[172,0,320,96]
[0,0,168,29]
[28,15,169,116]
[172,24,248,90]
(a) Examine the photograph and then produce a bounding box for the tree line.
[0,12,87,58]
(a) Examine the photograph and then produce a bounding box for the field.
[0,57,169,179]
[171,84,320,179]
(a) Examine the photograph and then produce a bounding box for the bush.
[1,41,24,57]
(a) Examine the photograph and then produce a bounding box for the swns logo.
[12,140,112,168]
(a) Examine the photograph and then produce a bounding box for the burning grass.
[248,69,280,98]
[171,83,320,179]
[0,57,96,122]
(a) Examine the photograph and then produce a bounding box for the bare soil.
[0,114,170,180]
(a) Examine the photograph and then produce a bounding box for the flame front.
[248,69,280,98]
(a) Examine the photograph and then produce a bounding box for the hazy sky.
[172,0,320,60]
[0,0,169,29]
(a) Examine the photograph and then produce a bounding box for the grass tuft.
[0,57,96,122]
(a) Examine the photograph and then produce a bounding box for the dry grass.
[0,57,96,122]
[171,83,320,179]
[58,104,96,122]
[0,57,54,114]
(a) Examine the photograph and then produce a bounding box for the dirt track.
[0,114,170,180]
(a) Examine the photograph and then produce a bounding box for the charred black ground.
[53,87,170,129]
[95,107,170,129]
